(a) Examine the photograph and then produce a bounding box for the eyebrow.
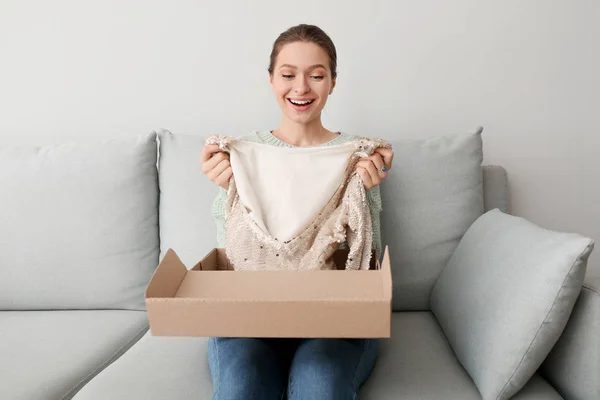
[279,64,327,70]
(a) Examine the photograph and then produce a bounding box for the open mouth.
[287,98,315,111]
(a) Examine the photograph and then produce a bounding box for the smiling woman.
[270,45,333,129]
[199,23,392,400]
[267,26,339,145]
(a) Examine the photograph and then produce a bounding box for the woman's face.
[270,41,336,125]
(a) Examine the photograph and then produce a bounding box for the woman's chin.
[284,110,320,125]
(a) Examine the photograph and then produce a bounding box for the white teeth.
[289,99,313,105]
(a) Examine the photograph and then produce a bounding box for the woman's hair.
[268,24,338,79]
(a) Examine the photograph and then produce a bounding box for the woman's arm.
[366,186,383,258]
[212,187,228,248]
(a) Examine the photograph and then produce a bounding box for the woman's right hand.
[200,144,232,190]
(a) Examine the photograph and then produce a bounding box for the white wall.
[1,0,599,275]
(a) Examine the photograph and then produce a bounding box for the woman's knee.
[288,361,356,400]
[208,337,286,400]
[212,367,269,400]
[287,339,378,400]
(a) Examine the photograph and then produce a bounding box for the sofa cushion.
[379,128,484,310]
[430,209,594,400]
[157,130,220,267]
[483,165,510,213]
[0,133,159,310]
[541,276,600,400]
[0,310,148,400]
[74,312,561,400]
[72,332,213,400]
[362,313,561,400]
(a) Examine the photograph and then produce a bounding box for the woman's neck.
[273,117,337,147]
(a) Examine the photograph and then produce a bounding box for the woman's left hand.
[356,148,394,190]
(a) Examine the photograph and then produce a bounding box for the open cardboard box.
[145,247,392,338]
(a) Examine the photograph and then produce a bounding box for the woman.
[200,24,393,400]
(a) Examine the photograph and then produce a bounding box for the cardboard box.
[145,247,392,338]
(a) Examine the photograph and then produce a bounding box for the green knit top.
[211,130,383,256]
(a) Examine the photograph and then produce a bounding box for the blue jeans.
[208,337,379,400]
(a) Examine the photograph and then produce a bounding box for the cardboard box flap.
[381,246,392,301]
[192,248,233,271]
[145,249,188,298]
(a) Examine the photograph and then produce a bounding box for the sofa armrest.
[541,276,600,400]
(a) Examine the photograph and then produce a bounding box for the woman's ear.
[329,77,336,95]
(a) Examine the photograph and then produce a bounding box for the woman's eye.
[311,76,324,80]
[282,74,294,79]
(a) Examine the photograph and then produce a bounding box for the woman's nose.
[293,77,309,94]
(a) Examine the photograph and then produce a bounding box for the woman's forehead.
[276,42,329,69]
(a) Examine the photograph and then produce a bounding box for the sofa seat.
[361,312,562,399]
[73,330,213,400]
[73,312,561,399]
[0,310,148,400]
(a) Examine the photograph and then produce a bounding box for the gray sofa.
[1,130,597,400]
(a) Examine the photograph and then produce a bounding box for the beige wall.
[1,0,598,274]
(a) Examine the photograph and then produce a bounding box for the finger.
[375,148,394,170]
[356,160,373,169]
[202,152,225,173]
[359,155,385,173]
[202,152,229,173]
[214,166,232,189]
[369,153,386,174]
[363,160,382,186]
[200,145,224,163]
[206,159,230,181]
[356,167,373,189]
[356,159,386,182]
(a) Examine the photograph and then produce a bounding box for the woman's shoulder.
[239,130,287,146]
[239,131,265,142]
[329,131,357,145]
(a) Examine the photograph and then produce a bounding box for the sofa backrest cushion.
[0,133,159,310]
[157,130,221,267]
[380,128,485,310]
